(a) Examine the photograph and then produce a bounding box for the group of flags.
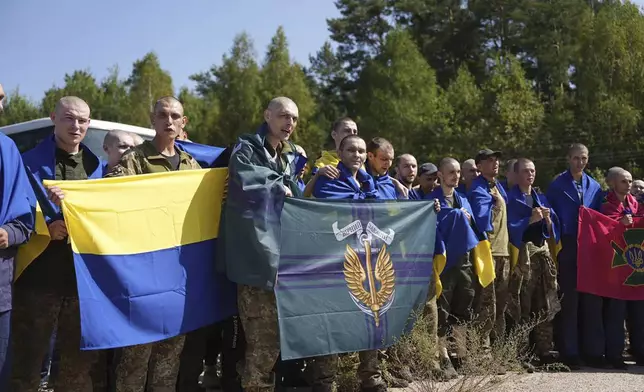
[13,137,644,360]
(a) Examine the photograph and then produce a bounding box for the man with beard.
[395,154,418,197]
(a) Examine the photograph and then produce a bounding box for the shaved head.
[154,96,183,116]
[632,180,644,197]
[461,158,479,186]
[439,157,460,171]
[438,157,461,188]
[267,97,297,112]
[264,97,299,145]
[103,130,137,169]
[462,159,476,171]
[151,96,187,142]
[103,129,133,148]
[396,154,418,187]
[51,96,91,153]
[55,96,90,116]
[606,166,625,184]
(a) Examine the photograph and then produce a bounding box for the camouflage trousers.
[437,253,475,338]
[473,255,511,347]
[311,347,385,390]
[508,243,560,356]
[11,289,97,392]
[237,284,280,392]
[113,334,185,392]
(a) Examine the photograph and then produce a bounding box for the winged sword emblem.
[343,241,396,327]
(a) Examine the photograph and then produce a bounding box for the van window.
[8,127,151,158]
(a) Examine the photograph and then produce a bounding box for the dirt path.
[395,364,644,392]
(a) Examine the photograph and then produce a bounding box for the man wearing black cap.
[468,149,510,351]
[410,163,439,200]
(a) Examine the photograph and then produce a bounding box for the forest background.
[3,0,643,188]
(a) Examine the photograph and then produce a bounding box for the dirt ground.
[395,363,644,392]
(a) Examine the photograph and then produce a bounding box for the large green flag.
[276,198,437,360]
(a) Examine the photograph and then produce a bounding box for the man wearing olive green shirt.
[107,96,200,392]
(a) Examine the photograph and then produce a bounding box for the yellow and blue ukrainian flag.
[43,169,236,349]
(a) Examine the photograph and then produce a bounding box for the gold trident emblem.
[343,240,395,327]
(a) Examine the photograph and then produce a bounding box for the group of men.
[0,88,643,392]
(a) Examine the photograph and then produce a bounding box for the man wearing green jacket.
[220,97,302,392]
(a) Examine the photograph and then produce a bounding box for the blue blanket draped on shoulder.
[428,188,495,290]
[16,135,105,280]
[507,186,561,267]
[176,140,225,168]
[44,169,237,349]
[219,125,302,290]
[0,134,35,234]
[276,198,437,360]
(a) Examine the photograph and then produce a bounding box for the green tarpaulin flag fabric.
[218,126,301,290]
[276,198,437,360]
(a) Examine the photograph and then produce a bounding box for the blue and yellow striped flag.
[44,169,237,349]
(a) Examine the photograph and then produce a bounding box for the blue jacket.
[546,170,602,237]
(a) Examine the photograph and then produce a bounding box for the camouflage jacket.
[106,140,201,177]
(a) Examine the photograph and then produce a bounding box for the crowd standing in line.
[1,86,643,392]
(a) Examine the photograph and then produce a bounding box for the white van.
[0,118,156,157]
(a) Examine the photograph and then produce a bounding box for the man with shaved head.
[303,117,359,197]
[101,96,202,391]
[14,96,105,391]
[426,157,480,379]
[395,154,418,194]
[632,179,644,202]
[546,144,602,369]
[458,159,479,193]
[220,97,303,392]
[600,167,642,369]
[102,130,139,171]
[507,158,560,366]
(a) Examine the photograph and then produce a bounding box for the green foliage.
[355,29,448,161]
[192,32,262,146]
[126,52,174,127]
[0,89,41,127]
